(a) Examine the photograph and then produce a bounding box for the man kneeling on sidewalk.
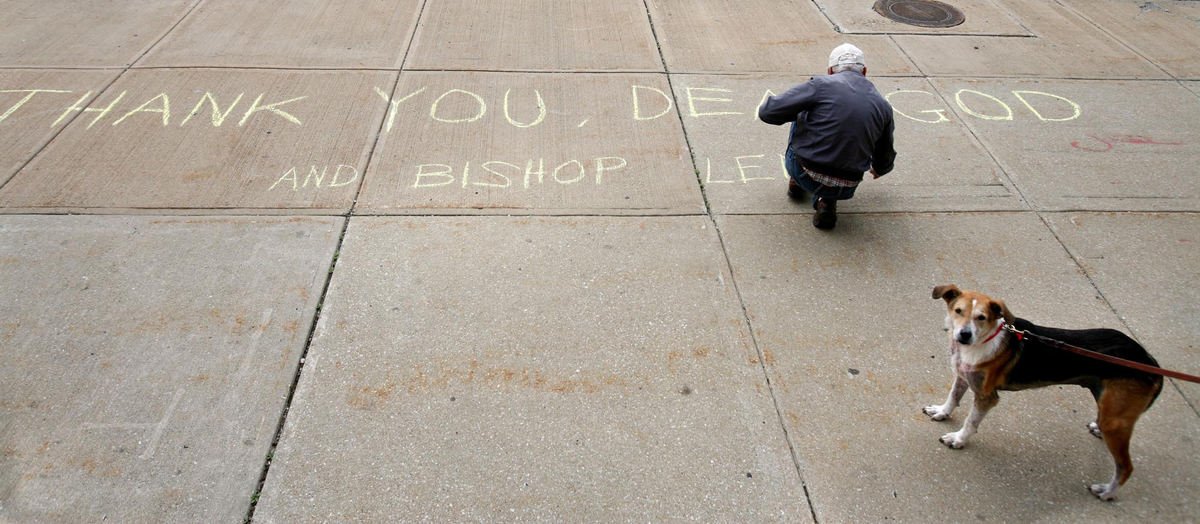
[758,43,896,230]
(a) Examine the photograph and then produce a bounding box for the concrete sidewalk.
[1,0,1197,521]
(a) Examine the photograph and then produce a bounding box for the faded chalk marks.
[1069,134,1185,152]
[253,216,808,520]
[80,388,184,461]
[0,215,341,522]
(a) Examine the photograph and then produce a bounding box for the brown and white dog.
[924,285,1163,500]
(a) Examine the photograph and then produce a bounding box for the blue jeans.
[785,147,858,209]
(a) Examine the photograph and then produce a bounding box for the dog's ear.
[988,299,1014,324]
[932,285,960,302]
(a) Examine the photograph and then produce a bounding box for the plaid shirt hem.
[803,165,860,188]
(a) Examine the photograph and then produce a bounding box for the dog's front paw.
[1090,482,1117,501]
[939,431,967,449]
[923,405,950,421]
[1087,422,1102,439]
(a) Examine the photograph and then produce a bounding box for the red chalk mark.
[1071,133,1185,152]
[1109,134,1183,146]
[1070,134,1112,152]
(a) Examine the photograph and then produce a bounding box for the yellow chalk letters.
[0,89,71,124]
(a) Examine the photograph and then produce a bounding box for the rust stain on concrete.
[346,360,648,410]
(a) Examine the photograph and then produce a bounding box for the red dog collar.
[980,320,1006,344]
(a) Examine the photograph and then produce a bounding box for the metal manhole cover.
[873,0,966,28]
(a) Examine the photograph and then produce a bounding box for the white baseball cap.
[828,43,865,68]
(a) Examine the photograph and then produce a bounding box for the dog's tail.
[1147,372,1164,411]
[1141,352,1165,411]
[1140,382,1163,411]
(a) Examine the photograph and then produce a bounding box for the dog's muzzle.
[955,330,973,345]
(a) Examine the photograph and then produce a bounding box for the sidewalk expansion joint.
[641,0,819,518]
[242,218,349,524]
[890,35,927,77]
[1052,0,1177,81]
[242,1,421,514]
[708,215,821,523]
[400,67,669,75]
[128,0,205,70]
[642,3,817,516]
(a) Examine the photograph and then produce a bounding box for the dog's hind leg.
[1086,386,1104,438]
[939,390,998,449]
[1090,380,1155,501]
[924,376,967,421]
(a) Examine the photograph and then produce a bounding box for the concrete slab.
[671,74,1019,214]
[1187,81,1200,99]
[138,0,423,68]
[0,0,193,67]
[405,0,661,72]
[893,0,1165,78]
[0,70,118,185]
[815,0,1032,36]
[0,69,393,213]
[355,72,704,215]
[929,78,1200,211]
[1059,0,1200,79]
[645,0,917,75]
[715,212,1200,521]
[255,216,810,521]
[1043,212,1200,405]
[0,215,341,522]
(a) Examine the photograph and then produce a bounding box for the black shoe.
[813,198,837,230]
[787,178,807,201]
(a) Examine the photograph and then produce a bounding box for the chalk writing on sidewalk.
[886,89,1081,123]
[3,84,1086,132]
[699,154,786,185]
[406,157,629,190]
[0,89,306,128]
[375,86,551,130]
[1069,134,1185,152]
[0,82,1109,197]
[629,85,1083,124]
[269,165,360,191]
[265,158,631,192]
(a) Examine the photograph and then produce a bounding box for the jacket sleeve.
[758,80,817,125]
[871,114,896,176]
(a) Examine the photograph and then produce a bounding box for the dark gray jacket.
[758,71,895,182]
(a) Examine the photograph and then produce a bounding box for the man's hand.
[870,166,881,179]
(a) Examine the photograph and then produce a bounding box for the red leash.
[1004,325,1200,384]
